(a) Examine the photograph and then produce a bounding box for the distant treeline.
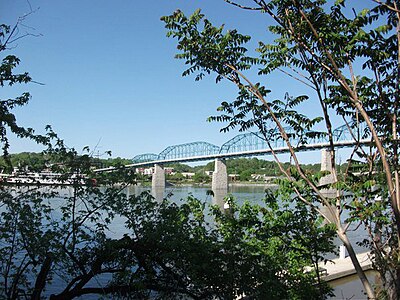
[165,158,323,181]
[0,152,132,173]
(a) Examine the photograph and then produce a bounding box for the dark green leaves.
[162,9,253,83]
[0,24,50,158]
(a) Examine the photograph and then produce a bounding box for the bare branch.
[277,67,316,90]
[223,0,263,10]
[373,0,400,13]
[1,5,41,51]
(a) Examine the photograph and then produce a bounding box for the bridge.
[97,122,371,192]
[129,123,369,167]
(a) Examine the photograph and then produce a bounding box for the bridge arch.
[132,153,159,163]
[219,127,299,153]
[332,122,369,142]
[220,132,268,153]
[158,141,220,160]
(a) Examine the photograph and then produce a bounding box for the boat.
[0,169,87,186]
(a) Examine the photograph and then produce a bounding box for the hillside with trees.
[0,152,132,173]
[0,152,340,184]
[168,158,323,183]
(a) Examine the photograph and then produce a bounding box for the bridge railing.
[132,153,160,163]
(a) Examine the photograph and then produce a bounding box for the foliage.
[192,170,211,183]
[0,24,49,160]
[0,139,133,299]
[166,171,185,182]
[0,152,138,173]
[100,156,132,168]
[0,153,336,299]
[0,152,47,172]
[162,1,400,298]
[0,15,336,300]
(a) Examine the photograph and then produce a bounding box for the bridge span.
[125,139,369,169]
[96,122,371,194]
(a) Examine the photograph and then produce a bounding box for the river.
[5,184,373,299]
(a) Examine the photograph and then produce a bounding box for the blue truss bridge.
[97,122,371,171]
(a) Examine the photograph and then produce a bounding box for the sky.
[1,0,370,164]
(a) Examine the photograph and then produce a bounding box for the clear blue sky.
[1,0,370,163]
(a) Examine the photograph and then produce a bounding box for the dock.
[321,251,373,282]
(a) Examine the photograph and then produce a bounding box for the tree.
[193,170,211,183]
[0,23,48,159]
[239,169,253,181]
[167,171,185,182]
[51,192,335,300]
[162,1,400,298]
[0,148,336,299]
[0,16,336,300]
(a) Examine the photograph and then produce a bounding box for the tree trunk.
[337,229,376,299]
[31,255,52,300]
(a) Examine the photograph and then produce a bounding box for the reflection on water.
[151,186,164,203]
[127,183,275,205]
[211,186,228,211]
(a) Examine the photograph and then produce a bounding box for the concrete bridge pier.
[212,159,228,211]
[319,149,338,199]
[319,149,339,227]
[152,164,166,189]
[152,164,165,202]
[212,159,228,192]
[320,148,335,187]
